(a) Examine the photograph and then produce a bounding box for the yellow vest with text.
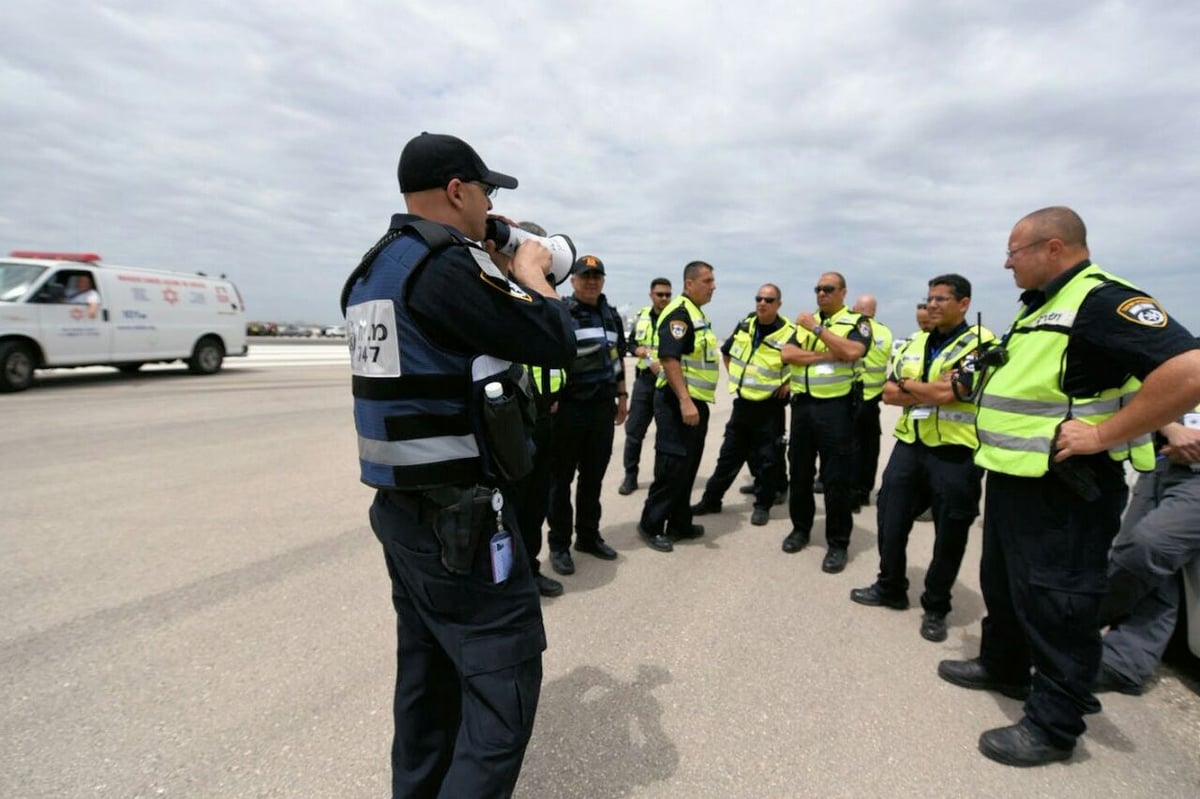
[727,315,796,401]
[789,307,866,399]
[974,264,1155,477]
[632,305,660,372]
[892,325,995,448]
[655,295,719,403]
[855,318,894,401]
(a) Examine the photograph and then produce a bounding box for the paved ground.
[2,345,1197,798]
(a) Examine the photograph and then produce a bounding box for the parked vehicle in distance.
[0,251,247,392]
[322,324,346,337]
[279,324,312,337]
[247,321,278,336]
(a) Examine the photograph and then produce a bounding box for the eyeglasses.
[925,294,956,304]
[754,296,778,304]
[813,285,839,294]
[471,181,498,198]
[653,292,672,298]
[1005,238,1047,258]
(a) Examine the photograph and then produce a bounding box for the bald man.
[938,206,1200,767]
[850,294,893,511]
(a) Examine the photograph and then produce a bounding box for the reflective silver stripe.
[472,355,512,381]
[938,409,976,424]
[1127,434,1152,447]
[806,374,854,386]
[976,429,1053,453]
[359,434,479,466]
[979,395,1070,417]
[740,377,783,392]
[686,374,718,391]
[574,326,605,339]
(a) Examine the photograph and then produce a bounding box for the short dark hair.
[650,277,672,290]
[759,283,782,301]
[928,273,972,300]
[821,271,847,290]
[683,261,713,281]
[916,302,928,310]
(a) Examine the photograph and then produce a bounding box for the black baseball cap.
[572,255,606,275]
[397,132,518,193]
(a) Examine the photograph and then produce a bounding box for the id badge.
[910,406,934,420]
[490,531,514,584]
[813,363,835,376]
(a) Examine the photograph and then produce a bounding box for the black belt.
[790,393,851,404]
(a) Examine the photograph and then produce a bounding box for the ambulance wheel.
[0,340,36,392]
[116,362,144,374]
[188,337,225,375]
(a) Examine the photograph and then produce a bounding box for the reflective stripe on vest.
[567,300,623,385]
[633,305,660,371]
[892,326,995,448]
[789,307,864,398]
[727,315,795,401]
[855,319,893,401]
[974,264,1155,476]
[655,295,719,402]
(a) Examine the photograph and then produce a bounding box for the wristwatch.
[811,324,824,336]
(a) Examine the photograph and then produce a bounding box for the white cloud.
[2,0,1199,337]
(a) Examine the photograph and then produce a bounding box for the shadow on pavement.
[516,664,679,798]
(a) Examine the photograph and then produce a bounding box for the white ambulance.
[0,251,248,392]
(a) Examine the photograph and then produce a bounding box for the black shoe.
[782,529,810,553]
[978,722,1073,768]
[669,524,704,540]
[535,573,564,597]
[750,507,770,526]
[1092,662,1142,696]
[638,524,674,552]
[920,612,948,642]
[937,659,1029,700]
[822,547,848,573]
[739,484,756,495]
[618,475,638,495]
[773,488,788,507]
[690,499,722,516]
[575,538,618,560]
[813,479,824,494]
[549,550,575,576]
[849,584,909,610]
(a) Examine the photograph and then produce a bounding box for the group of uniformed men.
[346,133,1200,796]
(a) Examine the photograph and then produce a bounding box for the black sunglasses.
[813,285,839,294]
[754,296,777,304]
[653,291,672,298]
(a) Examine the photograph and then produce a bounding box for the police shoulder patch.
[1117,296,1167,328]
[470,247,532,302]
[670,320,689,340]
[858,321,872,338]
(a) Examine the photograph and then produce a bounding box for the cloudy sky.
[4,0,1199,338]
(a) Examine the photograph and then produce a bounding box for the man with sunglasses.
[620,277,674,495]
[342,132,576,797]
[546,255,628,576]
[691,284,793,525]
[937,206,1200,767]
[780,273,871,573]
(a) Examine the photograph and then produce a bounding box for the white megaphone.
[485,219,576,286]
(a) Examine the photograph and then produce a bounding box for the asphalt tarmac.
[2,347,1197,798]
